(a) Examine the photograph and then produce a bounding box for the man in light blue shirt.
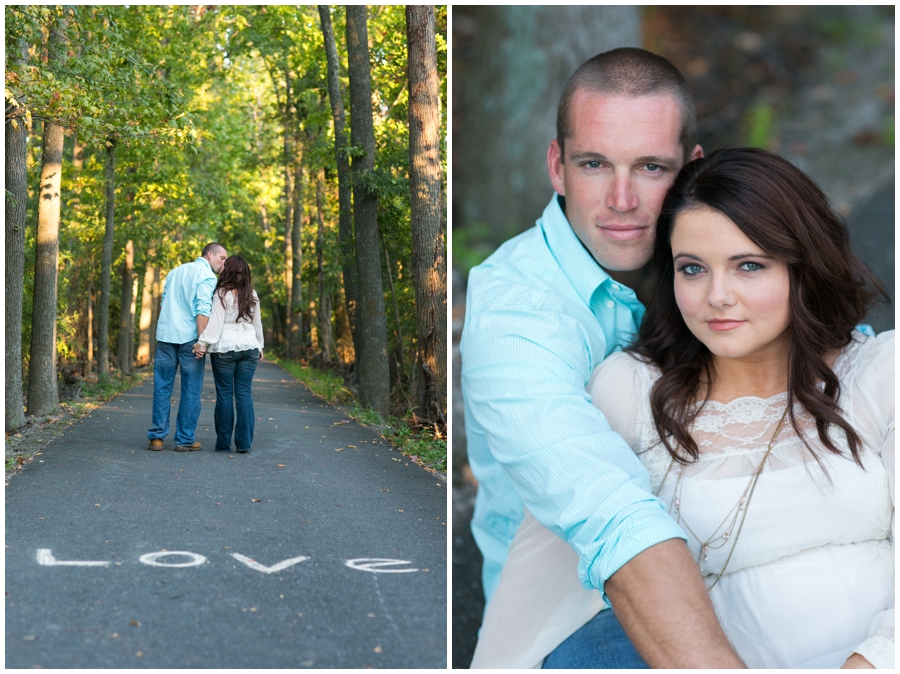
[461,49,744,667]
[148,242,227,452]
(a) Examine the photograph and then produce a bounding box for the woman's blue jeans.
[542,608,649,669]
[210,349,259,452]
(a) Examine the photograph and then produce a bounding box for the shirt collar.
[539,193,618,307]
[196,256,213,271]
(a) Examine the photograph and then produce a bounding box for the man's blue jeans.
[209,349,259,452]
[148,340,206,446]
[542,608,649,669]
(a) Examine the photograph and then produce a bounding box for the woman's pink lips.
[599,225,647,242]
[707,319,745,331]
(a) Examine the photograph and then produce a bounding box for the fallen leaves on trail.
[391,458,400,462]
[335,448,344,452]
[346,445,357,449]
[130,621,141,627]
[94,503,101,507]
[251,499,261,503]
[277,464,285,468]
[374,646,383,653]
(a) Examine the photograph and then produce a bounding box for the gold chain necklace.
[656,406,789,590]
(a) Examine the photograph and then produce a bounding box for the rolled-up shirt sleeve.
[193,277,215,317]
[462,304,687,602]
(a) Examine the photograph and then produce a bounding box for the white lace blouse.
[197,289,264,354]
[470,331,894,669]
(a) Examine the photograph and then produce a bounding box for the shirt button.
[606,300,615,308]
[611,284,620,291]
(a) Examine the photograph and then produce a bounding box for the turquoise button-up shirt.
[155,257,217,344]
[461,194,687,605]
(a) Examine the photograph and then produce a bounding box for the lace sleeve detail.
[845,330,895,452]
[587,352,653,451]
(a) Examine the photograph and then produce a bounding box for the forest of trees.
[5,5,447,432]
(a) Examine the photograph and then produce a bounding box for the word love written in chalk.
[36,549,418,574]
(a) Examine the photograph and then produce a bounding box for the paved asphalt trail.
[5,360,447,668]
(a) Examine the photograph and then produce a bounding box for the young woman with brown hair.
[193,256,264,453]
[472,148,893,669]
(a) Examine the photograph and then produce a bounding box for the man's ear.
[547,138,566,196]
[690,144,704,161]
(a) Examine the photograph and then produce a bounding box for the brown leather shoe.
[148,439,163,451]
[175,441,202,452]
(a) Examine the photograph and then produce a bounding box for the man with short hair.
[461,48,743,667]
[147,242,227,452]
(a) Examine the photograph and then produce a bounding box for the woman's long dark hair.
[215,256,257,322]
[631,147,889,466]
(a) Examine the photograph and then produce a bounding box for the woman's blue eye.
[679,264,703,276]
[740,262,763,272]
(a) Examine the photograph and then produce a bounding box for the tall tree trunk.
[26,13,68,417]
[97,140,116,383]
[258,202,282,348]
[5,87,28,430]
[379,228,405,383]
[148,266,161,364]
[315,167,333,363]
[407,5,447,421]
[117,239,135,375]
[318,5,359,354]
[282,67,295,354]
[72,136,84,170]
[288,148,304,358]
[137,261,154,366]
[346,5,390,417]
[127,274,138,369]
[87,283,94,376]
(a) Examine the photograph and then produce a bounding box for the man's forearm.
[196,314,209,337]
[605,538,745,668]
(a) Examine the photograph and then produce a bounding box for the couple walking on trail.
[146,242,265,454]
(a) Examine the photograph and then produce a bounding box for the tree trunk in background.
[318,5,359,355]
[407,5,447,421]
[117,239,135,374]
[72,136,84,170]
[27,119,65,416]
[282,66,295,353]
[26,13,69,417]
[136,261,154,366]
[287,151,304,358]
[455,6,639,245]
[128,274,137,369]
[97,141,116,383]
[148,266,161,363]
[379,228,404,385]
[346,5,390,417]
[315,167,334,362]
[5,80,28,430]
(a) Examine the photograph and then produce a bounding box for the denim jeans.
[148,340,206,446]
[542,608,649,669]
[210,349,259,451]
